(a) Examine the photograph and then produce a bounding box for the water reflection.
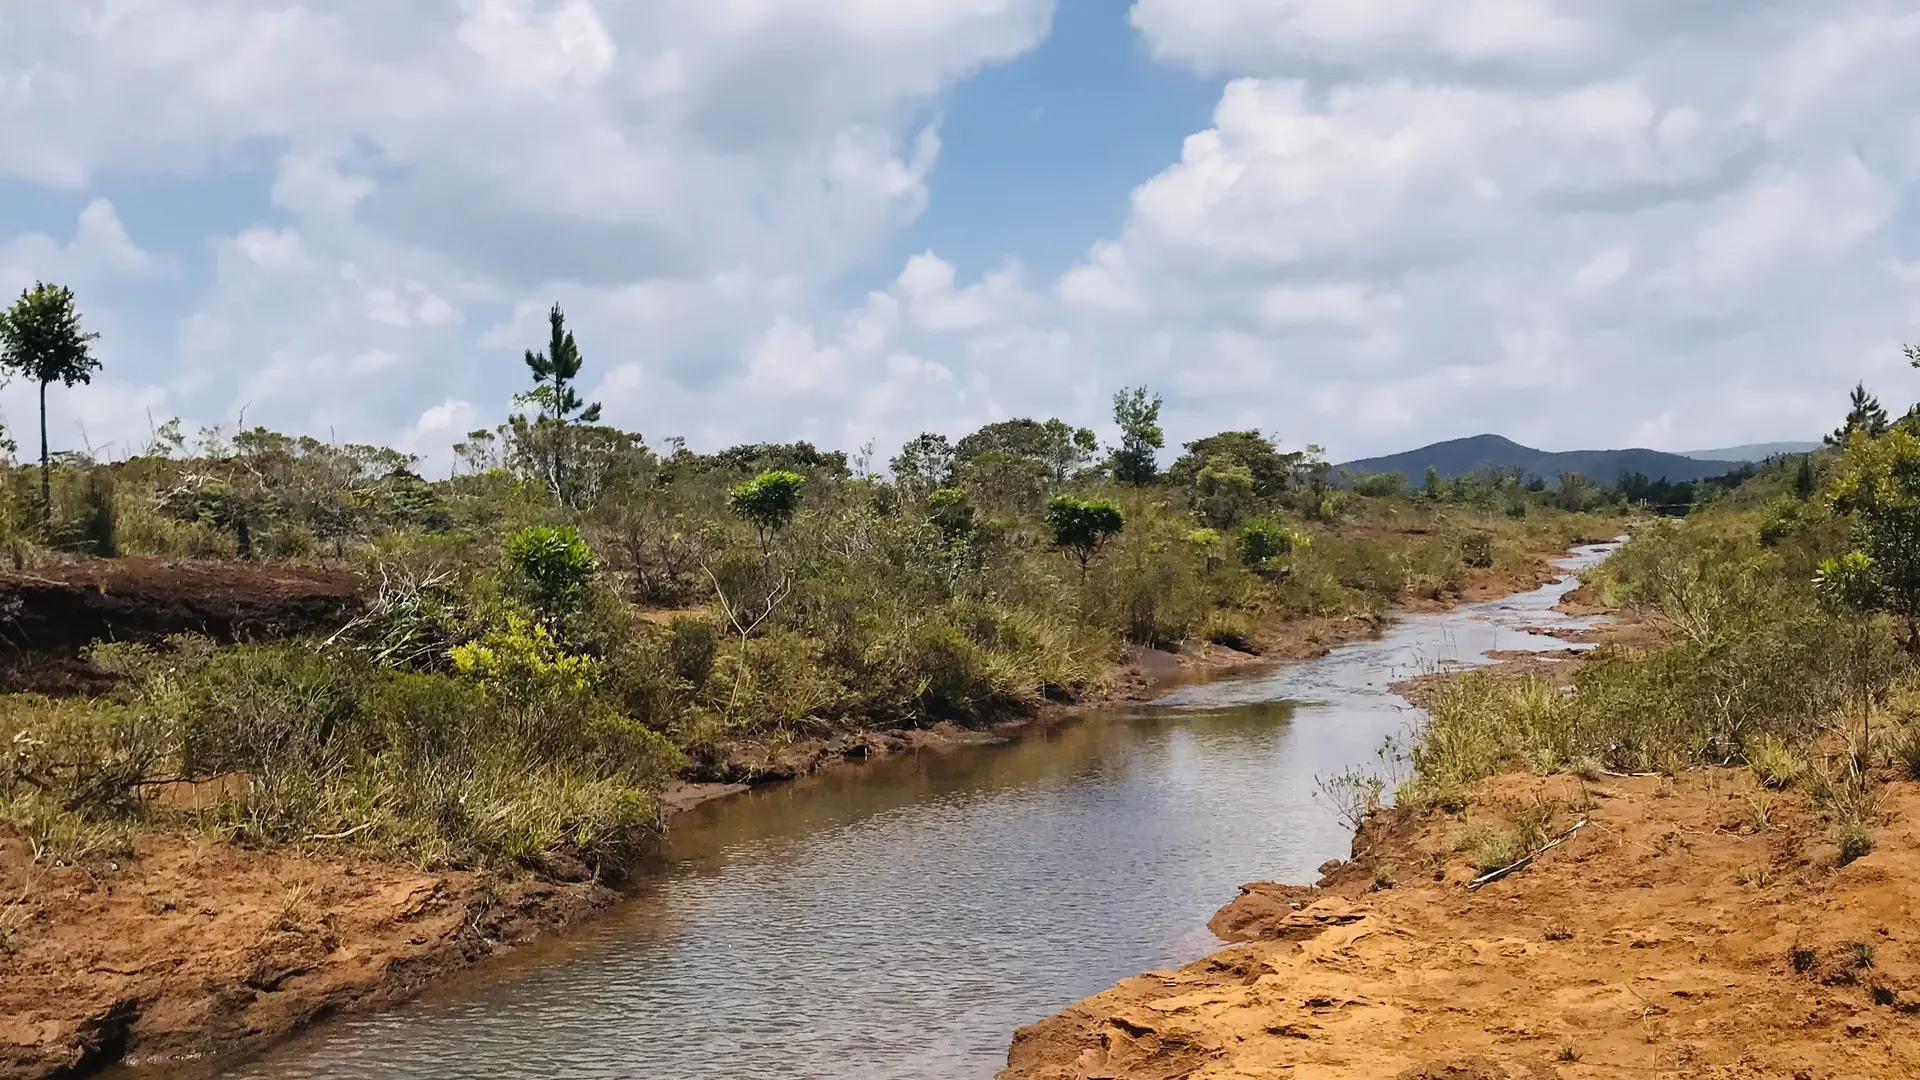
[198,543,1618,1080]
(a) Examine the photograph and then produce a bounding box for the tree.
[1108,386,1164,484]
[0,283,101,529]
[1824,428,1920,648]
[517,304,603,500]
[1046,495,1124,575]
[1193,458,1257,528]
[1826,382,1889,446]
[728,469,805,556]
[891,433,956,493]
[953,418,1097,482]
[1167,430,1299,498]
[1793,454,1817,501]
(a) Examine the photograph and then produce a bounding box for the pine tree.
[518,304,603,499]
[1826,383,1889,446]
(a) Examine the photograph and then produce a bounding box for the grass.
[0,426,1623,876]
[1401,508,1904,811]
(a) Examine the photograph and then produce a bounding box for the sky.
[3,0,1919,471]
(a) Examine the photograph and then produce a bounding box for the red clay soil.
[0,825,610,1080]
[1000,768,1920,1080]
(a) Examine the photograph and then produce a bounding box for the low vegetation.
[1400,382,1920,871]
[0,287,1628,878]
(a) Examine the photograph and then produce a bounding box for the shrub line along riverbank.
[0,535,1601,1080]
[993,516,1920,1080]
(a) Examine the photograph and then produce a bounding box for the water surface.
[215,542,1617,1080]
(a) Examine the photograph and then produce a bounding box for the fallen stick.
[303,821,376,842]
[1467,817,1589,891]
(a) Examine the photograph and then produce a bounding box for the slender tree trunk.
[38,379,49,534]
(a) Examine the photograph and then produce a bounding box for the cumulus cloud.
[2,0,1919,466]
[0,0,1056,458]
[1052,0,1920,455]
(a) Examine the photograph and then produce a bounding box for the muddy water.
[220,543,1618,1080]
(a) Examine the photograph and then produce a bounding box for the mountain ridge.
[1335,434,1749,487]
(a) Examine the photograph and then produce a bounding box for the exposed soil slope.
[1000,769,1920,1080]
[0,825,609,1080]
[0,558,364,693]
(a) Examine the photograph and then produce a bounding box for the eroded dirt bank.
[998,594,1920,1080]
[1001,766,1920,1080]
[0,827,612,1080]
[0,544,1588,1079]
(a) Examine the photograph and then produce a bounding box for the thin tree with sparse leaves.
[0,282,101,531]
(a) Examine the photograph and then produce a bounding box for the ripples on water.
[198,543,1619,1080]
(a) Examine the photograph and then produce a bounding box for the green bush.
[504,524,598,616]
[666,616,720,687]
[1459,532,1494,569]
[1239,518,1307,577]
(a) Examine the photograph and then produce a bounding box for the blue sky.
[3,0,1918,468]
[875,0,1217,289]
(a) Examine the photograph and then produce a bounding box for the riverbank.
[0,536,1601,1080]
[999,762,1920,1080]
[997,584,1920,1080]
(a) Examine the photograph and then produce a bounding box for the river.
[210,541,1618,1080]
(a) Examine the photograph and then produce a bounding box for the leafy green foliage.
[728,469,805,550]
[1238,518,1307,577]
[1046,496,1124,572]
[1168,431,1298,499]
[1193,458,1257,528]
[504,524,599,618]
[954,418,1097,483]
[1108,387,1164,485]
[0,282,102,529]
[890,433,956,492]
[925,486,976,542]
[1825,428,1920,644]
[1350,472,1404,498]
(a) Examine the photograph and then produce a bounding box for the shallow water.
[213,542,1618,1080]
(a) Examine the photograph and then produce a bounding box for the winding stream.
[213,542,1618,1080]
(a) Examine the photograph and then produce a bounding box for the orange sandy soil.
[998,594,1920,1080]
[0,827,610,1080]
[1000,766,1920,1080]
[0,538,1591,1079]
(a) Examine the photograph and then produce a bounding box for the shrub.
[1046,496,1124,573]
[1239,518,1307,577]
[450,613,602,699]
[504,524,598,616]
[1351,472,1404,498]
[1205,609,1253,652]
[666,616,720,687]
[1459,532,1494,569]
[728,469,805,551]
[1747,734,1806,789]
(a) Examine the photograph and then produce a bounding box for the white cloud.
[0,200,156,294]
[4,0,1920,467]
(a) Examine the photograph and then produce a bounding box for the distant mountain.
[1336,434,1747,488]
[1678,441,1819,462]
